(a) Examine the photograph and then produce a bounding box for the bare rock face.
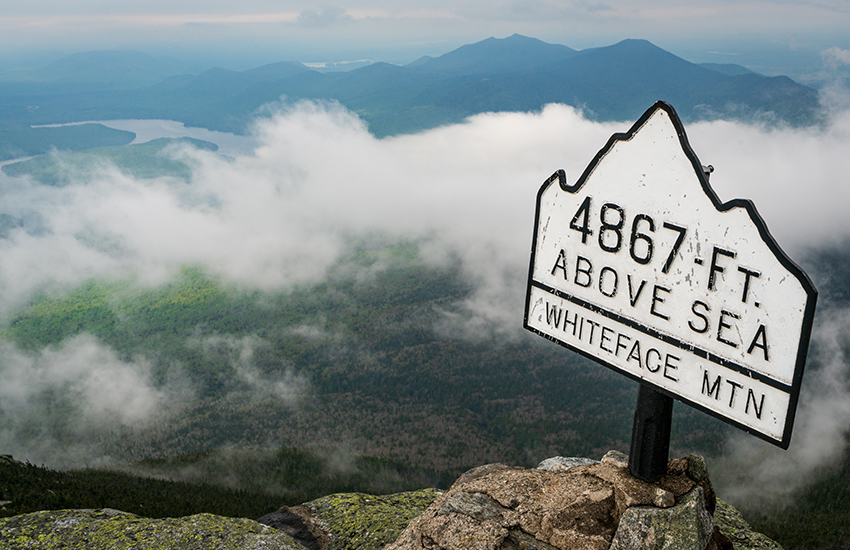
[536,457,599,471]
[386,452,721,550]
[610,487,714,550]
[251,452,775,550]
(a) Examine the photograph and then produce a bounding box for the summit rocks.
[0,452,782,550]
[385,451,730,550]
[253,451,779,550]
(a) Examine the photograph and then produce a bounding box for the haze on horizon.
[1,0,850,82]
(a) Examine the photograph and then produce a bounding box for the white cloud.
[822,46,850,68]
[0,335,165,425]
[713,305,850,509]
[2,95,850,480]
[0,334,189,467]
[684,101,850,253]
[297,6,352,27]
[4,97,850,331]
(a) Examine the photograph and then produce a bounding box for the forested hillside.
[0,448,435,520]
[0,121,134,162]
[1,239,848,548]
[1,242,731,474]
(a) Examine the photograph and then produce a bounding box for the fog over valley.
[3,93,850,324]
[0,62,850,532]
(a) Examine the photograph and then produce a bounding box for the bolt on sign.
[524,101,817,449]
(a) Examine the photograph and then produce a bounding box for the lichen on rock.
[712,499,783,550]
[536,457,599,471]
[0,455,786,550]
[260,488,442,550]
[0,508,304,550]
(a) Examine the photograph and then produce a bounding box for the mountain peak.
[568,38,712,75]
[605,38,676,55]
[413,34,578,75]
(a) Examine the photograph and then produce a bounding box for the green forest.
[2,243,733,464]
[1,236,848,548]
[0,120,134,162]
[0,448,439,520]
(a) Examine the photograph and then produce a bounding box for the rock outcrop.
[609,487,714,550]
[385,451,728,550]
[713,499,784,550]
[0,508,304,549]
[257,489,442,550]
[0,452,782,550]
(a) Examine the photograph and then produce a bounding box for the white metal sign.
[524,102,817,448]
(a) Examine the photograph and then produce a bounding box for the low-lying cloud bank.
[5,97,850,321]
[712,305,850,509]
[1,94,850,496]
[3,97,850,320]
[0,335,187,468]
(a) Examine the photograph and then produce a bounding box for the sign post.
[629,384,673,481]
[524,101,817,481]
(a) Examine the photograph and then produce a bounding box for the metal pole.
[628,383,673,482]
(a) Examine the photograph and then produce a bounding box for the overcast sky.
[2,0,849,75]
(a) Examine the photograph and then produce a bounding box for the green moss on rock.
[0,508,303,550]
[305,488,441,550]
[714,499,783,550]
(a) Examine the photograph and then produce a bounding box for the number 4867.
[569,196,687,274]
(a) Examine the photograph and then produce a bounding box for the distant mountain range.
[0,34,821,157]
